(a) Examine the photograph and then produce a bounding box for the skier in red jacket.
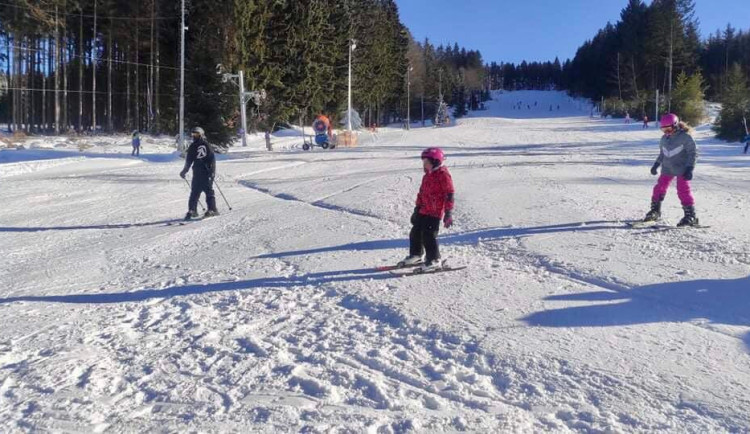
[399,147,455,272]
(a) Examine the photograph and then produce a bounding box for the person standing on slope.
[131,131,141,156]
[179,127,219,220]
[400,148,455,272]
[643,114,699,227]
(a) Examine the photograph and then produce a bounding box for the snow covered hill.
[1,91,749,432]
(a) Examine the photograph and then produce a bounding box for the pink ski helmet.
[660,113,679,128]
[421,147,445,165]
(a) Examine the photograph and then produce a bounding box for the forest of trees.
[483,0,749,140]
[0,0,488,145]
[559,0,750,139]
[405,38,487,123]
[1,0,748,143]
[486,59,565,92]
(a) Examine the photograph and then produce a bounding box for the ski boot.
[204,209,220,218]
[397,255,423,267]
[184,210,199,221]
[417,259,443,273]
[677,206,699,227]
[643,200,662,222]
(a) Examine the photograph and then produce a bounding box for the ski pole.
[183,177,206,212]
[213,178,233,211]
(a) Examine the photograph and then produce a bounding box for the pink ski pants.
[651,175,695,206]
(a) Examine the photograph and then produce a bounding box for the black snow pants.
[189,174,217,212]
[409,214,442,263]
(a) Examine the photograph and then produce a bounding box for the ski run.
[1,90,749,432]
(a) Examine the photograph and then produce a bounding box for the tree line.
[560,0,749,140]
[405,39,487,123]
[0,0,491,145]
[487,59,564,92]
[1,0,181,137]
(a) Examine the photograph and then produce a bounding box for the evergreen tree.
[671,71,705,125]
[714,64,750,140]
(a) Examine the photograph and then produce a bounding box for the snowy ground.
[1,90,749,433]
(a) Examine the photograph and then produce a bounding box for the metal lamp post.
[348,39,356,133]
[178,0,186,152]
[406,65,413,130]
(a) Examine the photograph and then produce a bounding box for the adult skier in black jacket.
[179,127,219,220]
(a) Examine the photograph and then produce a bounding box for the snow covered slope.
[1,91,749,432]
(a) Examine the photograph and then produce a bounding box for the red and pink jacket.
[416,166,455,218]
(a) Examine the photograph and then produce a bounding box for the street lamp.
[348,39,356,133]
[178,0,186,152]
[407,65,413,130]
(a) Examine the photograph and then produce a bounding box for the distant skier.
[642,115,649,129]
[399,147,455,272]
[625,112,631,124]
[131,131,141,156]
[642,114,699,227]
[179,126,219,220]
[743,134,750,154]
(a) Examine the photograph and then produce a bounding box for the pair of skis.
[165,214,220,226]
[626,220,710,230]
[376,259,467,277]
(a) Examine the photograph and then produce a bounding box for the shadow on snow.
[0,219,181,232]
[254,221,627,259]
[522,275,750,353]
[0,267,396,305]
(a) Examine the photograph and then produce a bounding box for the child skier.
[643,113,699,227]
[400,147,455,272]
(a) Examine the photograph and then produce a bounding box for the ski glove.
[683,166,694,181]
[650,162,660,176]
[179,170,187,179]
[443,210,453,229]
[410,207,420,226]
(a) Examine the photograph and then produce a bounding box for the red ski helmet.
[421,147,445,165]
[660,113,679,128]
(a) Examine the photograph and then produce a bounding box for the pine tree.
[714,63,750,140]
[671,71,704,125]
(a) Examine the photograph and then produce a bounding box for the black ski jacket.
[182,137,216,179]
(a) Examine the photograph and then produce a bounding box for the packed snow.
[1,90,749,432]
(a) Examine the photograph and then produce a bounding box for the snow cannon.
[312,119,328,135]
[303,118,334,151]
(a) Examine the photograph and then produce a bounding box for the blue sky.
[395,0,750,64]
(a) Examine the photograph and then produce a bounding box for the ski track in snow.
[1,90,749,432]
